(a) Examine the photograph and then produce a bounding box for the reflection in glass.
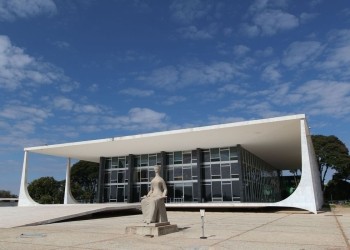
[183,167,191,180]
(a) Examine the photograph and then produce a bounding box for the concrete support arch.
[18,151,39,206]
[64,158,78,204]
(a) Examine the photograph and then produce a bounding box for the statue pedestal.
[125,222,178,237]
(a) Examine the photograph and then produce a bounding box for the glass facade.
[241,147,281,202]
[103,156,129,202]
[100,145,281,204]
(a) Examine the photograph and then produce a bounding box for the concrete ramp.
[0,203,141,228]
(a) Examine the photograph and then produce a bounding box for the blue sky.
[1,0,350,195]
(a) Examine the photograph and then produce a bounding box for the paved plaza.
[0,206,349,249]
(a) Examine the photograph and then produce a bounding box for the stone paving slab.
[0,206,349,249]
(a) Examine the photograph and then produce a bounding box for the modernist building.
[18,114,323,213]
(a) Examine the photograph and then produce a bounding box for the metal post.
[200,209,207,239]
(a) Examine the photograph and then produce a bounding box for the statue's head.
[154,165,161,173]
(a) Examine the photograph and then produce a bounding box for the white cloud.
[170,0,212,24]
[233,45,250,57]
[0,0,57,21]
[177,25,216,40]
[0,35,75,91]
[300,12,318,24]
[240,23,260,37]
[162,95,186,105]
[0,104,51,123]
[139,61,239,89]
[53,40,70,49]
[105,108,168,131]
[255,47,274,57]
[316,29,350,78]
[261,63,281,82]
[243,1,299,37]
[282,41,323,68]
[119,88,154,97]
[53,96,74,111]
[294,80,350,117]
[253,9,299,36]
[53,96,102,114]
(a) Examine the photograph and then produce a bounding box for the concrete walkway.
[0,203,141,228]
[0,206,349,249]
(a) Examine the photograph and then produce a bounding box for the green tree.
[0,190,17,198]
[28,177,64,204]
[324,177,350,201]
[312,135,350,191]
[71,161,99,203]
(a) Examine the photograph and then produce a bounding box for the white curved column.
[64,158,78,204]
[276,119,323,213]
[18,151,39,206]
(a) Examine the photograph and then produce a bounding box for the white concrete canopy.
[19,114,323,213]
[24,114,304,170]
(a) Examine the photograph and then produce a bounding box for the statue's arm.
[161,179,167,197]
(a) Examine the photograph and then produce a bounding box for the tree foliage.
[0,190,17,198]
[28,177,64,204]
[312,135,350,191]
[71,161,99,203]
[324,178,350,201]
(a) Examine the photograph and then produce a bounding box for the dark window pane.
[105,159,111,169]
[167,184,174,202]
[117,187,124,202]
[210,148,220,162]
[221,166,230,179]
[157,153,162,164]
[212,181,222,198]
[174,184,183,199]
[149,155,156,166]
[211,164,220,176]
[192,150,197,163]
[230,147,238,160]
[174,151,182,164]
[203,184,211,202]
[141,184,148,197]
[183,153,191,164]
[192,165,197,179]
[222,183,232,201]
[167,168,173,181]
[111,171,117,183]
[141,169,148,181]
[193,183,198,201]
[119,158,125,168]
[183,167,191,180]
[110,186,116,199]
[232,181,240,197]
[174,167,182,181]
[112,157,118,166]
[167,154,173,165]
[184,185,192,202]
[149,169,155,179]
[203,151,210,163]
[220,149,229,161]
[135,156,140,167]
[231,163,240,174]
[118,171,125,183]
[141,155,148,166]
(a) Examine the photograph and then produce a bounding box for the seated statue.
[141,165,168,224]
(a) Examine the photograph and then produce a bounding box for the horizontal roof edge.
[24,114,305,152]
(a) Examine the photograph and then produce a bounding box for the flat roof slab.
[25,114,305,170]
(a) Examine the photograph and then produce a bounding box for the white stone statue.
[141,165,168,224]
